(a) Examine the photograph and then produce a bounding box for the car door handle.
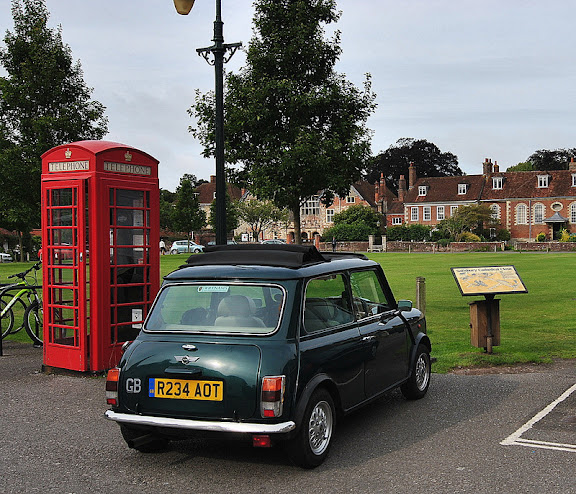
[362,335,376,342]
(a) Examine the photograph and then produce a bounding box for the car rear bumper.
[105,410,296,434]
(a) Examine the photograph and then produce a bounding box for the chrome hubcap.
[415,354,430,391]
[308,400,333,455]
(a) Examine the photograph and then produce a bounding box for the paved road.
[1,341,574,494]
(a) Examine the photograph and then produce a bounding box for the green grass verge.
[2,252,575,372]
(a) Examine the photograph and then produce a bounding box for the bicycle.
[0,261,43,346]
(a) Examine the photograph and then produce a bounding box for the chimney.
[210,175,216,183]
[408,162,416,189]
[493,161,500,173]
[570,157,576,172]
[483,158,493,175]
[398,175,407,202]
[374,181,380,203]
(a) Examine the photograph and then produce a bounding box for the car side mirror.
[397,300,413,312]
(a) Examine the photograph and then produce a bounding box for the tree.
[209,193,239,234]
[322,204,381,241]
[365,138,462,193]
[190,0,376,244]
[236,199,290,241]
[171,176,206,242]
[525,149,576,171]
[0,0,108,259]
[436,204,496,241]
[506,162,534,172]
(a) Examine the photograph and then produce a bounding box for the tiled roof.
[196,180,243,205]
[481,170,575,200]
[403,175,485,204]
[351,181,376,207]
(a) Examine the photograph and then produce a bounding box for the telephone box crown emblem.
[65,148,72,159]
[124,151,132,162]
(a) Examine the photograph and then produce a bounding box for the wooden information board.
[451,265,528,297]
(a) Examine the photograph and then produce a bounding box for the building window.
[326,209,334,223]
[301,196,320,216]
[392,217,403,225]
[492,177,503,189]
[418,186,427,196]
[437,206,445,221]
[411,207,418,221]
[570,203,576,223]
[490,204,500,220]
[537,175,550,188]
[534,204,544,224]
[423,206,431,221]
[516,204,528,225]
[572,174,576,187]
[458,184,468,195]
[450,205,458,216]
[346,195,355,203]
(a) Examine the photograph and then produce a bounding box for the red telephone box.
[41,141,160,372]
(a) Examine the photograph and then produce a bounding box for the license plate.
[149,378,223,401]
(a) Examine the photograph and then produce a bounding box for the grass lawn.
[2,252,575,372]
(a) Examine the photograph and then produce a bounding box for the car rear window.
[145,283,285,335]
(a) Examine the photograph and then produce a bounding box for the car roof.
[164,245,379,281]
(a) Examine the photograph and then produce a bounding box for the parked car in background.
[0,253,13,262]
[170,240,204,254]
[105,244,431,468]
[261,239,286,244]
[207,240,237,246]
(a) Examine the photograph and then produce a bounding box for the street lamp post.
[174,0,241,245]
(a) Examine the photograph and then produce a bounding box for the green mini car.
[105,245,431,468]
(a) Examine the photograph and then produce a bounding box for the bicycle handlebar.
[7,261,42,280]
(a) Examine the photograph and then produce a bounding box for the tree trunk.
[292,205,301,245]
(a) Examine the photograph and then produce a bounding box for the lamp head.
[174,0,195,15]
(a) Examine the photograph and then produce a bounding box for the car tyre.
[120,424,169,453]
[286,388,335,469]
[170,249,178,255]
[401,343,431,400]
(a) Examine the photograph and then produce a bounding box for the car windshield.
[145,282,285,335]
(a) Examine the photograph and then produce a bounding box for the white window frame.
[458,184,467,195]
[437,206,445,221]
[492,177,503,190]
[346,195,355,203]
[326,209,334,223]
[533,203,544,224]
[490,204,500,220]
[301,196,320,216]
[411,207,419,222]
[572,174,576,187]
[392,217,403,225]
[516,204,528,225]
[423,206,431,221]
[570,203,576,223]
[450,205,458,216]
[418,186,427,196]
[537,175,550,188]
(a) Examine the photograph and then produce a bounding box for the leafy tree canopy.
[236,199,290,241]
[506,162,534,172]
[365,138,462,193]
[525,148,576,171]
[190,0,376,244]
[209,193,239,234]
[171,176,206,237]
[0,0,108,254]
[436,204,497,241]
[322,204,381,241]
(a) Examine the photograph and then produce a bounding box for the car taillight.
[261,376,285,418]
[106,368,120,405]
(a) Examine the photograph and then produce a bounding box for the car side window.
[304,273,354,333]
[349,269,392,320]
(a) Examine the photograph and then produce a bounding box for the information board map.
[451,265,528,296]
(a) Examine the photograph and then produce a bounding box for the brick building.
[387,159,576,241]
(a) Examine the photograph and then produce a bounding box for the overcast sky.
[1,0,575,191]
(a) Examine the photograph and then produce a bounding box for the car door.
[350,269,409,398]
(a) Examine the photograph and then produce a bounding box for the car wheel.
[193,248,201,253]
[170,249,178,255]
[286,388,335,468]
[401,343,431,400]
[120,424,169,453]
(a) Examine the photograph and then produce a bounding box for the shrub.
[536,232,547,242]
[459,231,481,242]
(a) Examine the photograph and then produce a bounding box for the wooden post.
[416,277,426,315]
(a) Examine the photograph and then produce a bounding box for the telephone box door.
[42,180,89,371]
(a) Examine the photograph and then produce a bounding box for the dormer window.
[418,186,428,196]
[492,177,503,190]
[537,175,550,188]
[458,183,468,195]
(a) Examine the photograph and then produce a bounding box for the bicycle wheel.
[1,294,27,334]
[24,300,43,346]
[1,298,15,338]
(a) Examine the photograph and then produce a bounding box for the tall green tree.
[365,138,462,193]
[0,0,108,258]
[190,0,376,244]
[525,148,576,171]
[208,193,239,235]
[237,199,290,241]
[171,176,206,242]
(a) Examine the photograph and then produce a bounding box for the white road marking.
[501,382,576,453]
